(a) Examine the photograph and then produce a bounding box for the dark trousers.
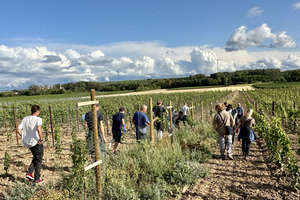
[242,138,251,157]
[28,143,44,181]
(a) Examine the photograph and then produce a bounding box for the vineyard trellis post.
[201,101,203,121]
[190,102,194,121]
[206,101,208,120]
[49,106,55,147]
[272,101,276,116]
[76,104,79,133]
[106,107,109,136]
[168,101,173,142]
[91,89,102,198]
[255,102,258,112]
[149,98,154,145]
[13,107,19,145]
[3,106,6,130]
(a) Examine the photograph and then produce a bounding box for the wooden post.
[3,106,6,130]
[13,107,19,145]
[49,106,55,147]
[149,98,154,144]
[68,106,72,122]
[169,101,173,133]
[76,104,79,133]
[90,89,102,198]
[191,102,194,121]
[272,101,276,116]
[294,101,296,109]
[26,106,28,116]
[206,102,209,120]
[201,101,203,121]
[255,102,258,112]
[106,107,109,135]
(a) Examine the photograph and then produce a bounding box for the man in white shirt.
[181,103,189,125]
[17,105,43,184]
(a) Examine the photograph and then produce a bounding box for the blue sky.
[0,0,300,90]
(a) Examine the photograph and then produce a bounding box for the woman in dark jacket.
[236,108,255,160]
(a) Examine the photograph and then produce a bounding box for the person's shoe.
[244,156,249,161]
[35,178,44,184]
[26,173,34,181]
[228,154,234,160]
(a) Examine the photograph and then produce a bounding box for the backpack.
[240,118,252,136]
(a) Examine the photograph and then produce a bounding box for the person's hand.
[38,139,43,144]
[103,138,107,143]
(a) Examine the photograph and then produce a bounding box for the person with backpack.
[213,103,234,160]
[236,103,244,123]
[227,104,238,144]
[236,108,256,160]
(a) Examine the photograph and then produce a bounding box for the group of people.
[213,102,256,161]
[15,101,197,184]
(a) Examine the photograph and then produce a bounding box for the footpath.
[177,92,300,200]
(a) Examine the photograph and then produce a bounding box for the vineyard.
[0,89,233,199]
[1,85,300,199]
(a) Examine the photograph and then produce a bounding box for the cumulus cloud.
[247,7,263,17]
[225,24,297,51]
[292,2,300,10]
[1,44,300,90]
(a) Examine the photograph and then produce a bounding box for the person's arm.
[236,121,242,133]
[37,125,43,144]
[17,129,22,137]
[84,121,87,128]
[99,121,107,143]
[122,118,127,131]
[212,115,218,130]
[251,118,256,127]
[230,115,234,127]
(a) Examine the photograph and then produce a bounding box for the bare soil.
[174,92,300,200]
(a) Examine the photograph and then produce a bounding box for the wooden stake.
[191,102,194,121]
[149,98,154,144]
[90,89,102,199]
[3,106,6,130]
[49,106,55,147]
[255,102,258,112]
[13,107,19,145]
[272,101,276,117]
[106,107,109,136]
[201,101,203,121]
[76,104,79,133]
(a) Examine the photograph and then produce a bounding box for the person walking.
[132,105,155,140]
[152,100,167,139]
[236,109,256,160]
[213,103,234,160]
[227,104,238,144]
[17,105,44,183]
[180,102,189,125]
[84,104,107,160]
[236,103,244,123]
[111,107,126,153]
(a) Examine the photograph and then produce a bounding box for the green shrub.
[171,161,210,185]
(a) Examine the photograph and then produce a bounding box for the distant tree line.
[1,68,300,97]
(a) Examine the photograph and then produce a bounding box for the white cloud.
[1,44,300,90]
[292,2,300,10]
[247,7,263,17]
[282,54,300,69]
[226,24,297,51]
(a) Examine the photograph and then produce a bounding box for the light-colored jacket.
[213,110,234,137]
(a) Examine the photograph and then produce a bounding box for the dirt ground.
[81,85,255,98]
[174,92,300,200]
